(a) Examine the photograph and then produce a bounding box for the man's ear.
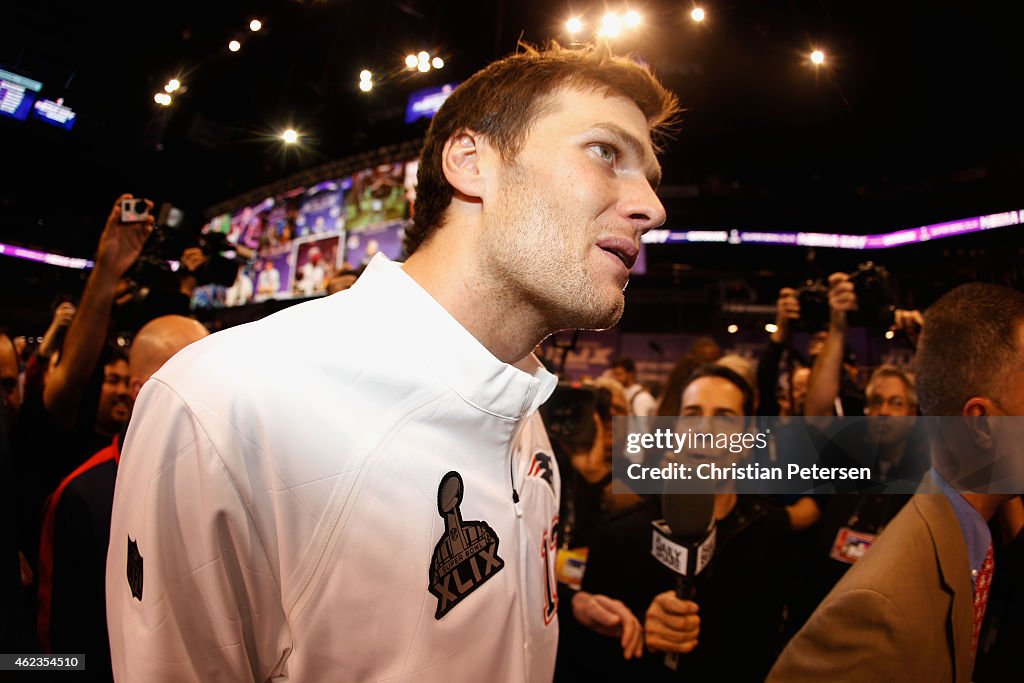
[441,130,487,200]
[964,397,997,451]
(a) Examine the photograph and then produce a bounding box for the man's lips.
[596,236,639,270]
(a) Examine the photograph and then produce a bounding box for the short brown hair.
[915,283,1024,415]
[404,41,680,255]
[865,364,918,408]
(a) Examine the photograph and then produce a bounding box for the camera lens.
[133,200,146,214]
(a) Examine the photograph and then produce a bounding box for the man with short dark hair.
[610,357,658,416]
[94,352,132,440]
[769,282,1024,683]
[583,364,788,682]
[108,42,678,681]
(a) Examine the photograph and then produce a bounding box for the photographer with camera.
[11,194,153,580]
[784,270,930,636]
[755,288,813,418]
[43,195,152,431]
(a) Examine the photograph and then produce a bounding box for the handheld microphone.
[651,492,717,670]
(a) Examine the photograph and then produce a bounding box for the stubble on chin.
[484,163,629,333]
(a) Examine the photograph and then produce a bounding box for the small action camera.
[120,198,151,223]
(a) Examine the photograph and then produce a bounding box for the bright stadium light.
[600,13,623,38]
[281,129,299,144]
[228,40,241,52]
[727,324,739,334]
[164,79,180,93]
[154,92,172,106]
[691,7,706,23]
[418,60,430,72]
[405,54,418,68]
[359,80,373,92]
[566,17,584,34]
[624,10,642,28]
[418,51,429,62]
[765,323,779,334]
[359,69,372,82]
[250,19,262,32]
[811,49,826,65]
[431,57,444,69]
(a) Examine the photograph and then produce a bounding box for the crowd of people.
[545,277,1024,682]
[1,42,1022,682]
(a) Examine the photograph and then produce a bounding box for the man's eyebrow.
[588,122,663,188]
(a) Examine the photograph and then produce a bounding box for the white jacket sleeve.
[106,379,291,682]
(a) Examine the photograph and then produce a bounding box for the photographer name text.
[626,462,872,482]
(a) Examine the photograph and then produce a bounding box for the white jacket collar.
[356,254,557,421]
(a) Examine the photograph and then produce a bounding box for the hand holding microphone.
[649,492,717,669]
[644,591,700,654]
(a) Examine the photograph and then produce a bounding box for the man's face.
[963,324,1024,490]
[96,359,133,434]
[610,366,631,387]
[0,336,20,431]
[865,376,914,417]
[480,88,666,331]
[676,376,748,467]
[991,324,1024,417]
[865,375,916,449]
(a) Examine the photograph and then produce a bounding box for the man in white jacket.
[107,42,677,682]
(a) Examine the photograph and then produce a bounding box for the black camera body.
[541,384,600,449]
[796,262,896,332]
[131,202,238,288]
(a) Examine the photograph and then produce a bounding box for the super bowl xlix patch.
[428,471,504,619]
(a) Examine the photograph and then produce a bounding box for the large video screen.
[193,159,418,310]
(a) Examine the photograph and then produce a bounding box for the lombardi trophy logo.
[428,471,505,619]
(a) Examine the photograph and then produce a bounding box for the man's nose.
[619,178,667,236]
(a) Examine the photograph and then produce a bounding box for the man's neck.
[961,492,1013,522]
[403,236,549,365]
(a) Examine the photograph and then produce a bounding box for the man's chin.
[573,292,625,331]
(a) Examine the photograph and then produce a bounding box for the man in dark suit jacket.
[769,283,1024,682]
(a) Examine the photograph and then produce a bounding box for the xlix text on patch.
[428,471,504,619]
[127,535,143,601]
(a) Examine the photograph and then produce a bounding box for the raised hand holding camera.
[97,193,154,279]
[772,287,801,343]
[827,272,858,330]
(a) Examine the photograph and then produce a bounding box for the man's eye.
[590,144,615,163]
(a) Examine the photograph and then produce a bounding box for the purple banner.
[642,209,1022,250]
[0,242,92,269]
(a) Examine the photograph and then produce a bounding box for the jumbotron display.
[191,159,418,308]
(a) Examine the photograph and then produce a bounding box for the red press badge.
[830,527,877,565]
